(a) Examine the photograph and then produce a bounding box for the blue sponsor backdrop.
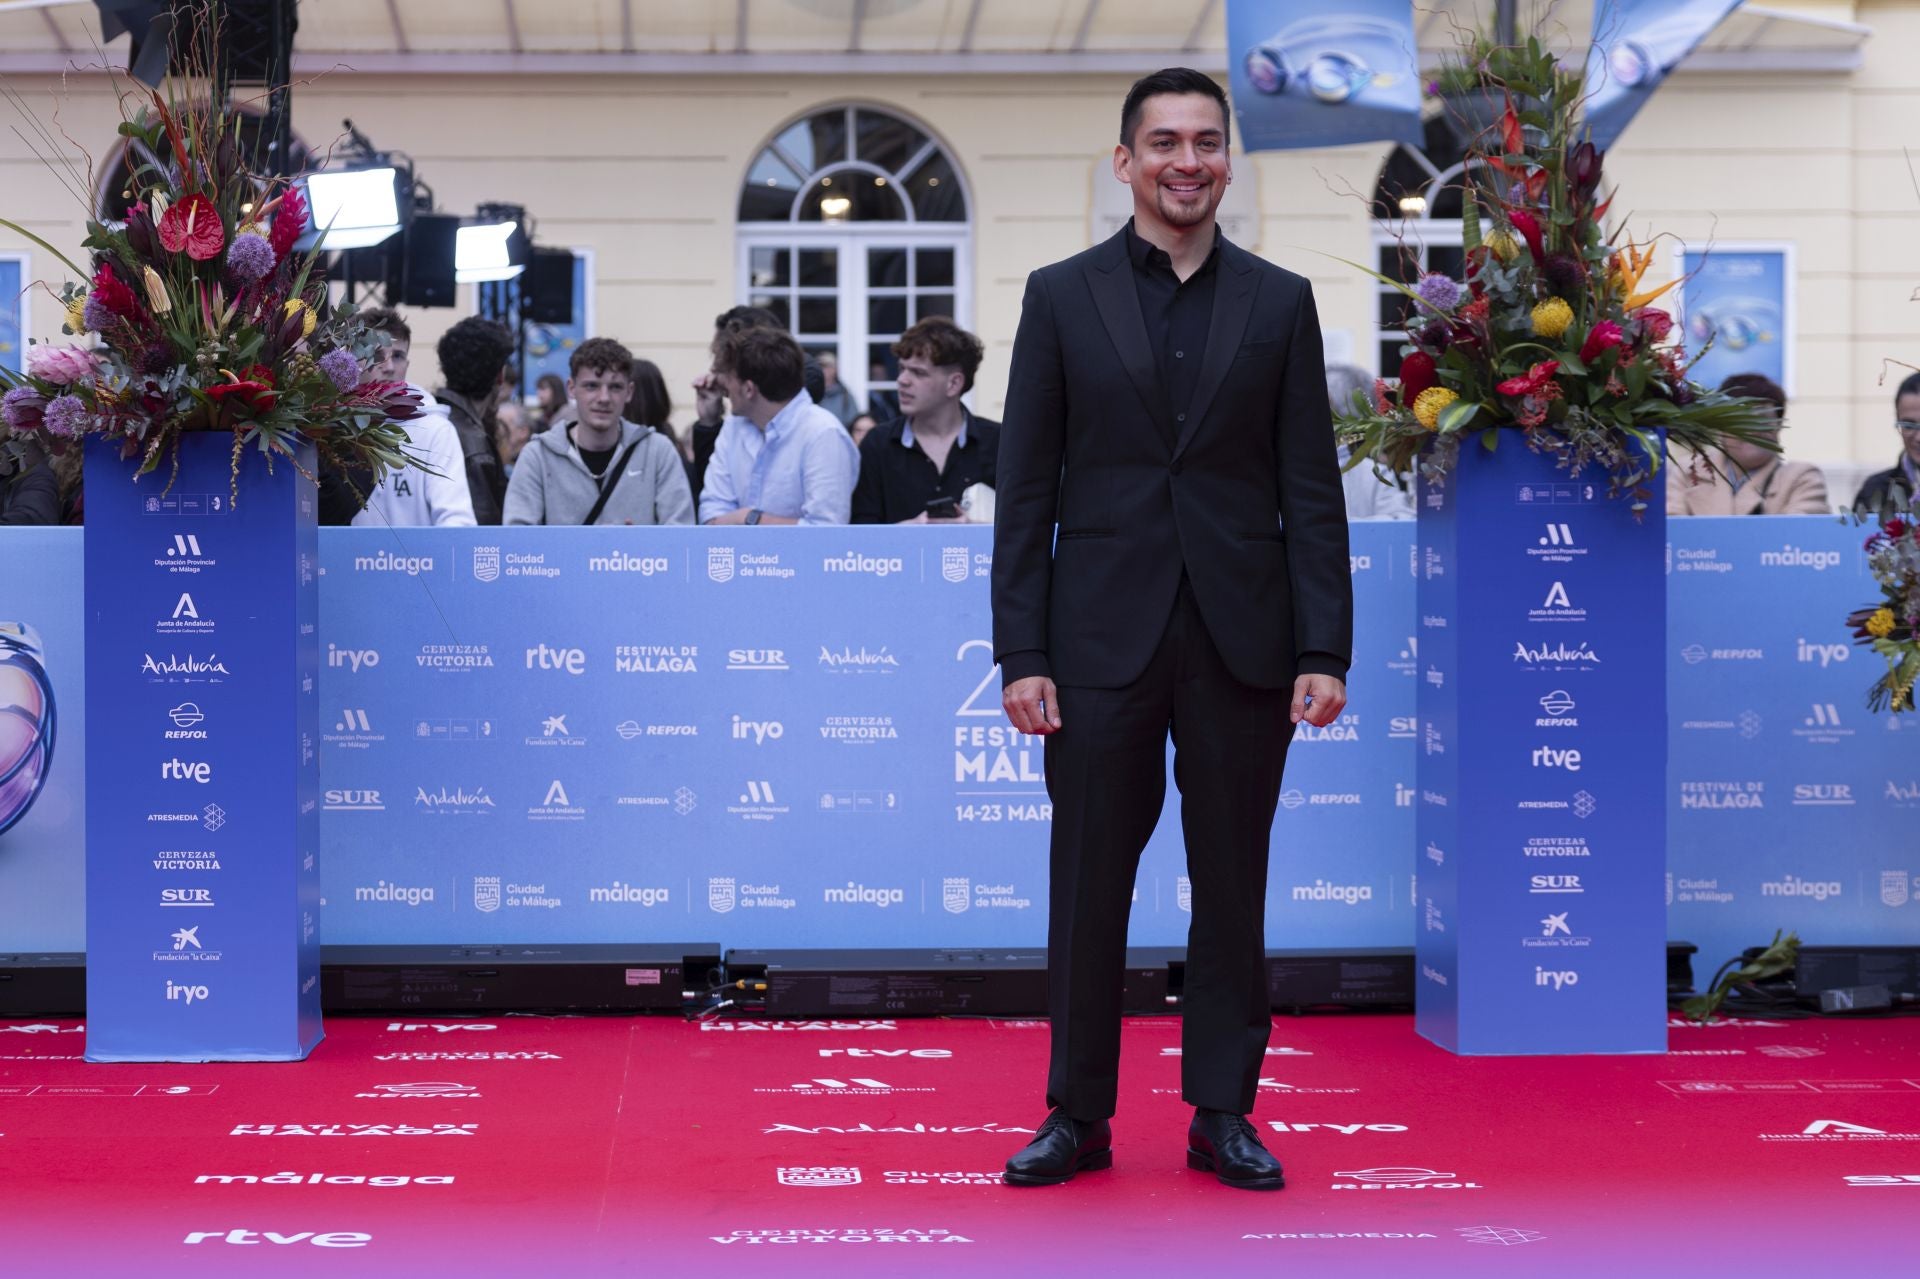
[1414,448,1667,1054]
[0,519,1912,971]
[80,436,322,1061]
[1226,0,1424,152]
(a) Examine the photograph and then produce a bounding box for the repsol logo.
[1291,880,1372,905]
[1759,545,1840,570]
[1761,876,1842,902]
[823,552,905,577]
[354,551,435,575]
[823,882,906,908]
[588,553,669,575]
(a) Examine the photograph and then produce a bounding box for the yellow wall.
[3,16,1917,472]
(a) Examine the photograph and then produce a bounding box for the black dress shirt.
[852,410,1000,524]
[1125,218,1220,437]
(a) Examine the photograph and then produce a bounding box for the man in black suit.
[992,68,1352,1191]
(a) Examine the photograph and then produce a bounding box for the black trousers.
[1043,580,1292,1119]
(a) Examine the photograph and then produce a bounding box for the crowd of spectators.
[6,304,1916,528]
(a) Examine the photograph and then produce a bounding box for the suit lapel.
[1084,235,1171,447]
[1174,245,1258,461]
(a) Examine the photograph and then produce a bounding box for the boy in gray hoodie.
[503,337,694,526]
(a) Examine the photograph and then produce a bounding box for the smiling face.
[1115,92,1231,237]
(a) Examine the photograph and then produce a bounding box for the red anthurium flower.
[1508,209,1546,264]
[1578,320,1625,364]
[1496,360,1561,397]
[158,193,226,261]
[206,366,278,417]
[1398,350,1438,403]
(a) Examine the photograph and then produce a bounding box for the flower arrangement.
[0,83,420,503]
[1847,515,1920,712]
[1337,38,1778,507]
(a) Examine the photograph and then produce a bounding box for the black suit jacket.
[992,229,1352,691]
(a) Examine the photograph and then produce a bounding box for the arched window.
[737,104,972,418]
[1368,122,1474,375]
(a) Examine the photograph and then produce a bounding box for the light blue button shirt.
[698,390,860,526]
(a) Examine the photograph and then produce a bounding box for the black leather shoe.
[1002,1109,1113,1186]
[1187,1108,1284,1190]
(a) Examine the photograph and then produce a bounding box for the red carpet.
[3,1011,1919,1277]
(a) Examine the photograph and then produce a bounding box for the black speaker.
[395,214,459,309]
[97,0,298,89]
[521,249,575,325]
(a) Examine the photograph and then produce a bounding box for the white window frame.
[735,225,972,411]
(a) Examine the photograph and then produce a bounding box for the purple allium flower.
[226,231,276,284]
[83,298,117,333]
[318,347,361,392]
[41,394,87,439]
[2,385,48,431]
[1415,272,1461,313]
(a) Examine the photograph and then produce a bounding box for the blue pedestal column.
[83,434,322,1062]
[1413,439,1667,1055]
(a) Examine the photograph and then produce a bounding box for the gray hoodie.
[502,421,695,526]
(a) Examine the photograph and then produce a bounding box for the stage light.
[294,167,402,250]
[455,221,521,283]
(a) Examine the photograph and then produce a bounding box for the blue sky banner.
[1227,0,1423,152]
[1586,0,1744,150]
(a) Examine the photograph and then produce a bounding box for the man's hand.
[1291,674,1346,727]
[1003,676,1062,736]
[691,373,726,425]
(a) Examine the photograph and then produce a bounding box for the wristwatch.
[744,509,763,526]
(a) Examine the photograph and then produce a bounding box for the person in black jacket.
[1853,371,1920,517]
[435,317,515,525]
[0,441,60,525]
[992,69,1352,1192]
[852,317,998,524]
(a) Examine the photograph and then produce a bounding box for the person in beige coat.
[1667,373,1831,516]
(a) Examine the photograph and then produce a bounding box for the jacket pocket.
[1239,530,1284,542]
[1057,528,1116,541]
[1233,338,1283,362]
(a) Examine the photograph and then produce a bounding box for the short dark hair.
[570,336,635,380]
[893,317,985,394]
[1895,371,1920,405]
[1719,373,1786,415]
[715,304,785,334]
[1121,67,1230,151]
[712,325,806,403]
[359,305,409,344]
[626,358,673,428]
[436,317,514,398]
